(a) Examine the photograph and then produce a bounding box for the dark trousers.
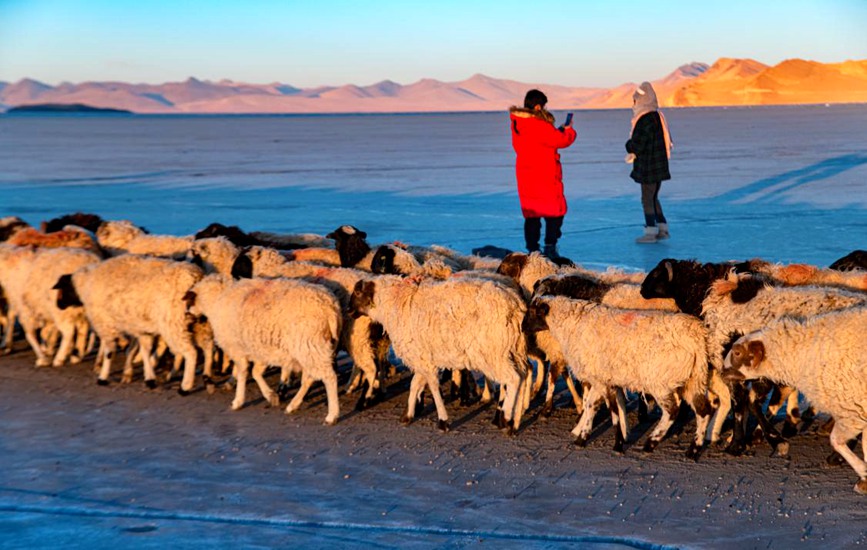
[640,182,667,227]
[524,216,563,252]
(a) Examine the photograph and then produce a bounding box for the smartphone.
[564,113,573,126]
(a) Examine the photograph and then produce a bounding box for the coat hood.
[509,106,555,125]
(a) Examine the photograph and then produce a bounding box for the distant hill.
[1,57,864,114]
[6,103,133,114]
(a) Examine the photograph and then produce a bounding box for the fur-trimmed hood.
[509,106,555,125]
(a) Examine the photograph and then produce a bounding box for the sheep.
[231,245,389,410]
[194,222,330,250]
[53,255,204,392]
[524,296,713,459]
[349,275,529,433]
[0,216,32,241]
[829,250,867,272]
[189,236,241,276]
[700,272,867,453]
[185,275,343,424]
[7,227,102,255]
[11,247,101,367]
[0,244,39,354]
[723,306,867,494]
[743,259,867,292]
[96,220,192,259]
[42,212,105,234]
[531,273,679,419]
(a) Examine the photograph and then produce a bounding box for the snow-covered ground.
[1,106,866,547]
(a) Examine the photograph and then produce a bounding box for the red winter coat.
[510,107,577,218]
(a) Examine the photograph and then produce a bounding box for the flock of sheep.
[1,212,866,494]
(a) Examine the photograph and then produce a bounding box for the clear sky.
[1,0,866,88]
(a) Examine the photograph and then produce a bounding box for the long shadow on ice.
[716,153,867,204]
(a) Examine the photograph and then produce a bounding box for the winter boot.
[657,222,670,240]
[635,226,659,244]
[543,244,574,266]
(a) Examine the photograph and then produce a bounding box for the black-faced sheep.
[723,306,867,494]
[54,255,204,392]
[829,250,867,272]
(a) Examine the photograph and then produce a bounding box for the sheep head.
[349,279,375,318]
[53,274,83,310]
[371,245,397,274]
[230,248,254,279]
[496,252,529,281]
[640,259,677,299]
[522,299,550,333]
[723,336,766,382]
[326,225,371,267]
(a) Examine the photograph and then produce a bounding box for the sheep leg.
[565,375,584,416]
[708,370,730,444]
[122,340,143,383]
[607,387,626,454]
[501,370,526,435]
[322,368,340,426]
[571,385,606,446]
[71,320,90,364]
[1,306,16,354]
[97,338,118,385]
[769,386,801,438]
[725,382,750,456]
[828,422,867,494]
[230,359,251,410]
[250,361,279,407]
[401,372,426,425]
[138,335,158,389]
[530,356,546,397]
[22,320,50,367]
[541,361,561,417]
[285,372,315,415]
[643,394,679,453]
[51,321,78,368]
[422,370,450,432]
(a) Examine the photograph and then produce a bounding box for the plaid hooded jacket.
[625,111,671,184]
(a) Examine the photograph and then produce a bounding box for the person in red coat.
[510,89,577,263]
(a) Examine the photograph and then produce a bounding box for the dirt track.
[1,342,866,549]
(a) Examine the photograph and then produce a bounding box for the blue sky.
[1,0,865,87]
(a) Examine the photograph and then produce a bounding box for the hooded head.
[632,81,659,123]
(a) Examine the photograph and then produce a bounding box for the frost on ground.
[1,344,866,549]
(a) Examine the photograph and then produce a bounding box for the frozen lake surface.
[1,105,865,271]
[1,106,866,548]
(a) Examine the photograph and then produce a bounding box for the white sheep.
[349,275,529,433]
[189,236,241,276]
[233,245,389,409]
[186,275,343,424]
[723,306,867,494]
[13,247,101,367]
[701,274,867,448]
[524,296,713,459]
[54,255,204,392]
[745,259,867,292]
[0,244,39,354]
[97,220,192,259]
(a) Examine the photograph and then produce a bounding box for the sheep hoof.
[612,439,625,455]
[642,439,659,453]
[144,379,156,390]
[541,402,554,418]
[97,378,109,386]
[773,441,790,458]
[276,382,291,401]
[751,429,766,446]
[781,423,798,438]
[724,440,747,457]
[855,479,867,495]
[437,420,450,433]
[685,442,704,462]
[267,394,280,408]
[573,435,587,448]
[231,402,244,412]
[121,375,133,384]
[492,410,508,429]
[354,394,368,412]
[70,355,82,365]
[827,451,846,467]
[324,417,337,426]
[399,414,413,425]
[35,359,51,368]
[177,388,191,396]
[504,426,516,437]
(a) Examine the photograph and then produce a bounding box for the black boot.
[543,244,573,267]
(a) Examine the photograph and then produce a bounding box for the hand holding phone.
[564,113,573,127]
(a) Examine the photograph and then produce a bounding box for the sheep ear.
[664,261,674,282]
[747,340,765,367]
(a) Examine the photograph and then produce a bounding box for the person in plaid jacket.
[625,81,672,243]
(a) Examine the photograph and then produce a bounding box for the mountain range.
[2,57,866,114]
